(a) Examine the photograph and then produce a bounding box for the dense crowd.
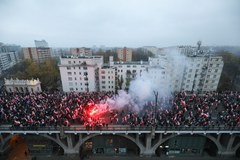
[0,91,239,128]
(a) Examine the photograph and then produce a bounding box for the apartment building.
[70,47,92,56]
[59,55,103,92]
[116,47,132,62]
[22,47,52,63]
[0,52,18,75]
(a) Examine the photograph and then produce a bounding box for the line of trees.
[217,51,240,91]
[3,59,60,91]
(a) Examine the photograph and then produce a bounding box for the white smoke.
[106,48,190,112]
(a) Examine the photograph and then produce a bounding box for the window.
[68,61,71,64]
[207,75,210,78]
[79,72,81,75]
[187,80,190,83]
[102,81,106,84]
[127,65,130,68]
[189,69,192,72]
[212,80,215,83]
[70,88,73,91]
[68,77,72,81]
[197,64,200,67]
[216,64,220,67]
[133,65,136,68]
[213,75,217,78]
[67,72,72,76]
[215,69,218,72]
[102,76,105,79]
[67,67,71,70]
[74,72,76,75]
[101,71,105,74]
[102,86,106,89]
[74,61,75,64]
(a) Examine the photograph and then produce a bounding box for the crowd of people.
[0,90,239,129]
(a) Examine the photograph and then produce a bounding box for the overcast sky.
[0,0,239,47]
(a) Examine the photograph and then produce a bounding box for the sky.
[0,0,240,48]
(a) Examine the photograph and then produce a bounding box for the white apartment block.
[116,47,132,62]
[4,78,42,93]
[0,52,18,75]
[148,52,223,92]
[110,57,148,89]
[59,56,103,92]
[182,56,223,92]
[99,66,115,92]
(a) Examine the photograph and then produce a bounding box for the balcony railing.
[0,125,239,133]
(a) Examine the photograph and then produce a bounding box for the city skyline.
[0,0,240,47]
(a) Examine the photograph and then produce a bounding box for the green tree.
[217,51,240,91]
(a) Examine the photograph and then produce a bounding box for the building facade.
[116,47,132,62]
[34,40,49,48]
[22,47,52,63]
[99,66,115,92]
[70,48,92,56]
[0,52,18,75]
[59,46,223,93]
[4,78,42,93]
[59,55,103,92]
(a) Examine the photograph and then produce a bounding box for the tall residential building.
[34,40,49,48]
[59,55,103,92]
[70,48,92,56]
[22,47,52,63]
[116,47,132,62]
[0,52,18,75]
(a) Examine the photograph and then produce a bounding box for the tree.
[217,51,240,91]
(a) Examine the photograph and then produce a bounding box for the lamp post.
[153,91,158,120]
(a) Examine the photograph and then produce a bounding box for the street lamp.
[153,91,158,120]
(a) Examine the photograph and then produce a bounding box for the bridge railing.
[0,125,240,132]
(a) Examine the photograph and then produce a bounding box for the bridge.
[1,125,240,157]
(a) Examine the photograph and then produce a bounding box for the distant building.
[22,47,52,63]
[70,48,92,56]
[34,40,49,48]
[0,52,18,75]
[116,47,132,62]
[4,78,42,93]
[142,46,158,55]
[0,43,21,74]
